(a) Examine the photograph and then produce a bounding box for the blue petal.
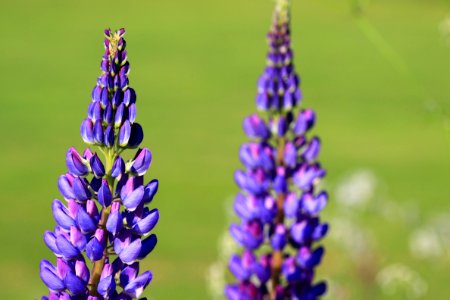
[119,120,131,147]
[73,178,91,202]
[143,180,158,204]
[52,200,75,230]
[86,237,104,261]
[119,238,142,264]
[132,209,159,235]
[119,262,139,288]
[106,210,123,235]
[98,180,112,207]
[124,270,152,298]
[56,235,80,259]
[76,207,97,234]
[64,271,86,295]
[40,260,65,291]
[127,123,143,148]
[43,231,61,256]
[138,234,157,260]
[122,186,144,211]
[97,275,116,297]
[57,175,75,199]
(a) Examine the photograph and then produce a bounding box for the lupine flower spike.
[40,29,160,300]
[225,1,328,299]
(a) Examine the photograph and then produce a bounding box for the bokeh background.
[1,0,449,299]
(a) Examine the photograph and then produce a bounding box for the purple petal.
[127,123,143,148]
[124,270,152,298]
[130,148,152,176]
[118,238,142,264]
[72,177,92,202]
[296,246,324,269]
[302,191,328,216]
[138,234,157,260]
[132,209,159,235]
[66,147,89,176]
[70,226,86,251]
[40,260,65,291]
[284,193,299,218]
[119,120,131,147]
[119,262,139,287]
[76,206,97,234]
[80,118,95,144]
[56,234,79,259]
[52,199,75,230]
[294,109,315,135]
[228,255,251,281]
[75,260,90,283]
[106,202,123,235]
[44,231,61,256]
[104,125,115,148]
[97,275,116,297]
[303,137,321,162]
[57,174,75,200]
[98,179,112,207]
[111,156,126,179]
[128,103,136,124]
[115,103,125,128]
[86,236,104,262]
[143,179,158,204]
[93,120,104,145]
[242,114,269,140]
[123,88,136,106]
[64,271,86,295]
[122,186,144,211]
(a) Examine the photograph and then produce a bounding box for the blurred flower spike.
[40,28,160,300]
[225,1,329,299]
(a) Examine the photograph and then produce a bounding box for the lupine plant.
[39,28,159,300]
[225,1,328,299]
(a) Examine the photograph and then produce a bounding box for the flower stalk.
[225,1,329,299]
[40,29,160,300]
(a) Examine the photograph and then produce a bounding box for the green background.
[0,0,449,299]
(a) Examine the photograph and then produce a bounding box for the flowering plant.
[39,28,159,300]
[225,1,328,299]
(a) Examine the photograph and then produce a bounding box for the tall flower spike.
[226,1,328,299]
[40,28,159,299]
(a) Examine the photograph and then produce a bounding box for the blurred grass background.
[0,0,449,298]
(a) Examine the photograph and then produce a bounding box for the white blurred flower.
[207,261,226,300]
[409,213,450,261]
[329,217,372,261]
[322,279,350,300]
[439,14,450,46]
[218,230,239,261]
[409,227,443,260]
[376,264,428,299]
[335,170,377,208]
[206,197,239,300]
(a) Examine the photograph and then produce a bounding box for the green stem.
[88,146,116,296]
[270,136,286,299]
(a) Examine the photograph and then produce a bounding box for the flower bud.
[93,120,104,145]
[98,179,112,207]
[80,119,94,144]
[118,120,131,147]
[104,125,114,148]
[129,148,152,176]
[90,154,105,178]
[66,148,89,176]
[111,156,125,179]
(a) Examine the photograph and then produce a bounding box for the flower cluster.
[225,1,328,299]
[40,29,159,300]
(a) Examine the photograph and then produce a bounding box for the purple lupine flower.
[40,28,158,299]
[226,1,328,299]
